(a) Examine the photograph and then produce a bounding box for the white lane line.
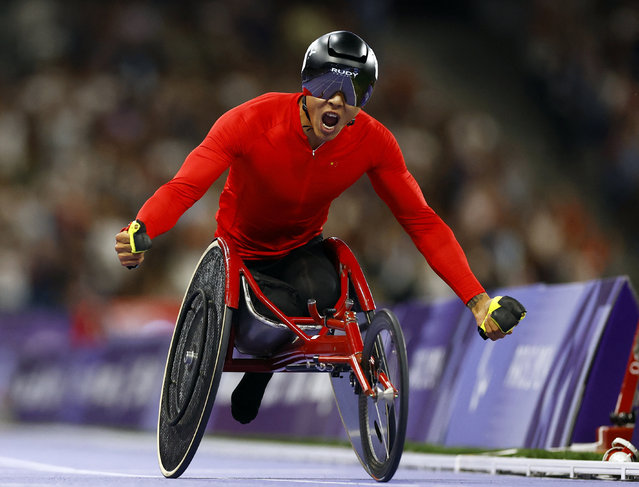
[0,456,157,478]
[260,479,375,485]
[259,479,422,486]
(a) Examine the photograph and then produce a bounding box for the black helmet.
[301,31,378,108]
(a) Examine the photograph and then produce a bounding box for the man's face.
[304,93,361,144]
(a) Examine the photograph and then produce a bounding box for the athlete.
[115,31,525,424]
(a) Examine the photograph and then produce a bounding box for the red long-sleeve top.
[137,92,484,303]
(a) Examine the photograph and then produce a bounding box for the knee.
[285,259,340,310]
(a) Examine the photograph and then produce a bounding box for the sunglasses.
[302,65,374,107]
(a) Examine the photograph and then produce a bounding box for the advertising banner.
[394,298,471,444]
[443,277,639,449]
[0,309,70,410]
[4,277,639,450]
[570,278,639,444]
[443,281,596,449]
[8,336,168,430]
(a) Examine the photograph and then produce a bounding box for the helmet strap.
[346,119,355,126]
[301,96,311,122]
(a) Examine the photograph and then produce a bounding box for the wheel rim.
[364,327,402,464]
[163,288,209,425]
[358,310,408,482]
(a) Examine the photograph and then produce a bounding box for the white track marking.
[0,456,157,478]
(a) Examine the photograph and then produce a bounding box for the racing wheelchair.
[156,236,409,482]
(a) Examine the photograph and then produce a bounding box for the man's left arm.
[367,139,525,340]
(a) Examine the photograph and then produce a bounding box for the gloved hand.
[127,220,152,254]
[114,220,152,269]
[478,295,526,340]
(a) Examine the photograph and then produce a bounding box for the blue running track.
[0,424,626,486]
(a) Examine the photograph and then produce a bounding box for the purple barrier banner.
[443,277,639,449]
[4,277,638,451]
[0,309,70,408]
[570,278,639,443]
[521,278,618,448]
[208,372,346,440]
[8,336,168,430]
[443,281,591,448]
[393,298,471,444]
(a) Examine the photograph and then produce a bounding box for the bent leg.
[231,372,273,424]
[248,237,340,314]
[231,237,340,423]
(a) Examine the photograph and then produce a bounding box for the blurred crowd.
[0,0,636,317]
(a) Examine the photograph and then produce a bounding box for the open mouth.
[322,112,339,129]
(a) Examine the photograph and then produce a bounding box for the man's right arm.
[136,136,233,240]
[114,103,247,269]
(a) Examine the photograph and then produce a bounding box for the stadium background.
[0,0,637,336]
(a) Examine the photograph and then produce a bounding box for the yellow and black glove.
[127,220,152,254]
[125,220,152,269]
[478,295,526,340]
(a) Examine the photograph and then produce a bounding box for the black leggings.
[245,236,341,317]
[234,236,341,356]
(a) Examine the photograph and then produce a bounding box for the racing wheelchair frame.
[157,236,408,482]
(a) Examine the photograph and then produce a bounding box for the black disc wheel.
[358,309,408,482]
[158,241,232,478]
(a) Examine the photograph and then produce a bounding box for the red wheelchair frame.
[157,236,408,482]
[221,237,382,392]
